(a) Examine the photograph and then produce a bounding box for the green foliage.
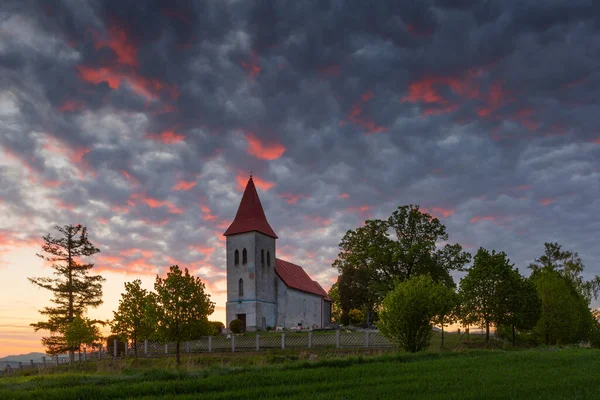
[333,205,471,324]
[28,224,105,359]
[377,275,451,352]
[431,285,459,347]
[590,310,600,349]
[532,270,591,345]
[458,248,523,342]
[327,282,342,324]
[63,316,102,361]
[111,279,154,357]
[229,319,243,333]
[348,308,364,325]
[149,265,215,364]
[207,321,225,336]
[529,242,600,303]
[529,243,597,345]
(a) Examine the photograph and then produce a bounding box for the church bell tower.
[223,176,277,331]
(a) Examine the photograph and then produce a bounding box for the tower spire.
[223,176,277,238]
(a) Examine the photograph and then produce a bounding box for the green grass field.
[1,345,598,399]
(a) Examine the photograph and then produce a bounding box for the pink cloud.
[172,180,197,191]
[244,132,285,160]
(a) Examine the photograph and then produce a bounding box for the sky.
[1,0,599,357]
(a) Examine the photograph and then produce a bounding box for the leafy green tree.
[499,273,541,346]
[387,206,471,287]
[334,219,394,324]
[529,242,600,303]
[327,282,342,324]
[29,224,105,361]
[431,286,459,348]
[378,275,449,352]
[459,248,516,342]
[333,206,470,324]
[63,316,102,362]
[149,265,215,365]
[532,270,590,345]
[111,279,155,357]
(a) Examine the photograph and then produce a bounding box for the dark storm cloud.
[1,0,600,304]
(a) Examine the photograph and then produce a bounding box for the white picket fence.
[116,330,393,357]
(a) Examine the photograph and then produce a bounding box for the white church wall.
[277,281,324,329]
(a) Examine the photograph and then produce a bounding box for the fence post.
[232,335,235,352]
[56,356,59,366]
[308,331,312,348]
[186,341,190,354]
[281,333,285,350]
[42,357,46,368]
[18,362,22,372]
[365,331,370,348]
[165,344,168,355]
[30,360,34,369]
[124,341,128,357]
[144,340,148,356]
[336,330,340,349]
[114,339,118,357]
[208,336,212,353]
[256,334,260,351]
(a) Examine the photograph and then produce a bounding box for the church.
[224,176,332,331]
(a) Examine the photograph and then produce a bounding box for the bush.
[106,334,126,356]
[348,309,364,325]
[229,319,243,333]
[378,275,453,353]
[208,321,225,336]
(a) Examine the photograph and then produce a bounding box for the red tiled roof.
[223,176,277,238]
[275,258,331,301]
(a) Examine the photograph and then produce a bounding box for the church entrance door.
[237,313,247,332]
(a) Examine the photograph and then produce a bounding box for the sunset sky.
[1,1,600,357]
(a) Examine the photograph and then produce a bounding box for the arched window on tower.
[234,249,239,266]
[267,251,271,267]
[242,248,247,264]
[261,249,265,266]
[239,278,244,297]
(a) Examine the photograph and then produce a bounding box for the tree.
[532,270,590,345]
[29,224,104,361]
[333,205,470,324]
[387,206,471,287]
[111,279,155,358]
[327,281,342,324]
[458,248,516,342]
[207,321,225,336]
[229,319,243,333]
[63,316,102,362]
[529,243,598,345]
[377,275,449,352]
[149,265,215,365]
[499,273,541,346]
[334,219,394,324]
[529,242,600,303]
[431,285,459,348]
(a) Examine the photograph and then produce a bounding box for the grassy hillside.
[1,348,598,399]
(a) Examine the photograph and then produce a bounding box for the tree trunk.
[485,321,490,342]
[133,334,137,358]
[512,325,516,347]
[176,340,181,365]
[441,323,445,348]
